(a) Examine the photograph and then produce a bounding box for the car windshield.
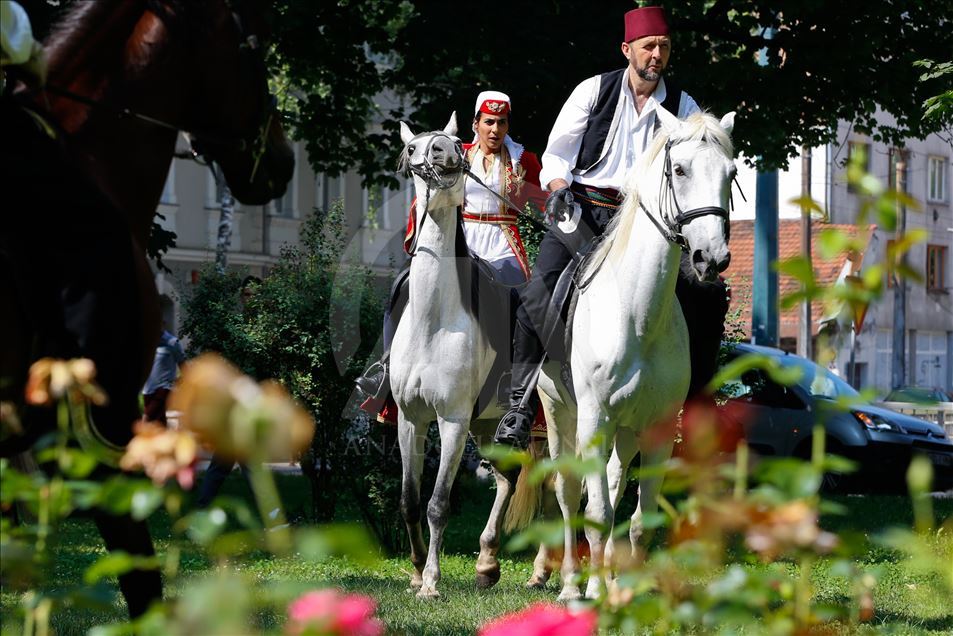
[779,355,860,400]
[886,387,947,402]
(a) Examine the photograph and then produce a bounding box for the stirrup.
[494,408,533,450]
[355,361,388,399]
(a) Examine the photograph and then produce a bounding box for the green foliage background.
[180,204,399,534]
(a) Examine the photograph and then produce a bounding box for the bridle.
[638,139,737,253]
[36,0,277,177]
[402,131,466,256]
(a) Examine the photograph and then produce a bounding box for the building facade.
[729,120,952,395]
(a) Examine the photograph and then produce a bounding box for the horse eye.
[674,164,686,177]
[408,145,416,154]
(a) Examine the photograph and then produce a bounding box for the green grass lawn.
[2,472,951,635]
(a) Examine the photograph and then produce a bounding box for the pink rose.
[479,603,598,636]
[287,589,383,636]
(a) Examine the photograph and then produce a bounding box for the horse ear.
[720,111,736,134]
[655,105,680,134]
[443,111,458,137]
[400,121,416,146]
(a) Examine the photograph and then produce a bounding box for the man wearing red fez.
[495,6,731,449]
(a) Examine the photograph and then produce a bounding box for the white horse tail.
[503,439,544,533]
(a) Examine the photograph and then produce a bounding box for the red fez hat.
[475,90,511,117]
[624,6,670,42]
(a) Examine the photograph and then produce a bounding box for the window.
[328,175,346,210]
[926,244,947,292]
[888,148,909,192]
[315,174,327,210]
[315,174,346,211]
[160,164,177,205]
[928,155,948,203]
[270,143,299,218]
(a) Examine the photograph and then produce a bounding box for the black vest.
[575,69,682,174]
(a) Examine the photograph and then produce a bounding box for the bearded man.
[494,6,731,448]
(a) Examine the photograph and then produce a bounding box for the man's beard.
[636,64,664,82]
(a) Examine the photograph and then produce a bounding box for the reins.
[639,139,733,253]
[461,166,549,232]
[37,84,259,153]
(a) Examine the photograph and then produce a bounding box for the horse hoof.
[557,587,583,602]
[475,571,500,590]
[525,575,549,590]
[416,587,440,600]
[410,573,423,590]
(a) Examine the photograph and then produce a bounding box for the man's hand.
[545,186,575,223]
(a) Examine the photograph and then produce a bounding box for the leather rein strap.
[640,139,732,253]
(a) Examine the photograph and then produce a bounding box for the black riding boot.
[355,269,410,400]
[355,356,389,400]
[494,320,545,449]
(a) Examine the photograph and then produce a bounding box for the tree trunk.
[213,164,235,274]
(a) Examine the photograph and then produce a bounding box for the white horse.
[390,114,546,598]
[535,109,736,600]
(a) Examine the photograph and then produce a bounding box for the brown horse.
[0,0,293,617]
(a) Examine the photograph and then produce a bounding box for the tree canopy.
[272,0,952,183]
[23,1,953,183]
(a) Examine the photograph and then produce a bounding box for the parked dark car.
[717,343,953,493]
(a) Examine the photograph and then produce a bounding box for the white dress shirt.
[539,74,700,192]
[462,146,517,263]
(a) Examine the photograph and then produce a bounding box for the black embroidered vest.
[575,69,682,174]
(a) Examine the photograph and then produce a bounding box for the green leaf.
[84,552,147,584]
[822,453,857,475]
[786,195,824,216]
[58,448,100,478]
[295,524,378,565]
[186,509,229,546]
[478,445,531,470]
[506,518,567,551]
[816,229,852,260]
[528,455,604,484]
[775,256,815,286]
[130,487,164,521]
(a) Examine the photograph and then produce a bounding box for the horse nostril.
[692,249,706,266]
[718,252,731,273]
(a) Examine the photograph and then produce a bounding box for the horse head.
[398,113,466,213]
[646,108,736,281]
[185,0,294,204]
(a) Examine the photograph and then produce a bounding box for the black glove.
[545,187,574,223]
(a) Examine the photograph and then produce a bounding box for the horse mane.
[582,111,733,279]
[397,144,411,176]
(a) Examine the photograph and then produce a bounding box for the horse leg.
[543,392,583,601]
[630,437,675,559]
[418,416,469,599]
[397,413,428,590]
[475,462,516,589]
[93,511,161,618]
[525,458,558,589]
[578,405,614,600]
[604,432,639,572]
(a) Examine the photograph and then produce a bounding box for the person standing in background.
[142,326,186,425]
